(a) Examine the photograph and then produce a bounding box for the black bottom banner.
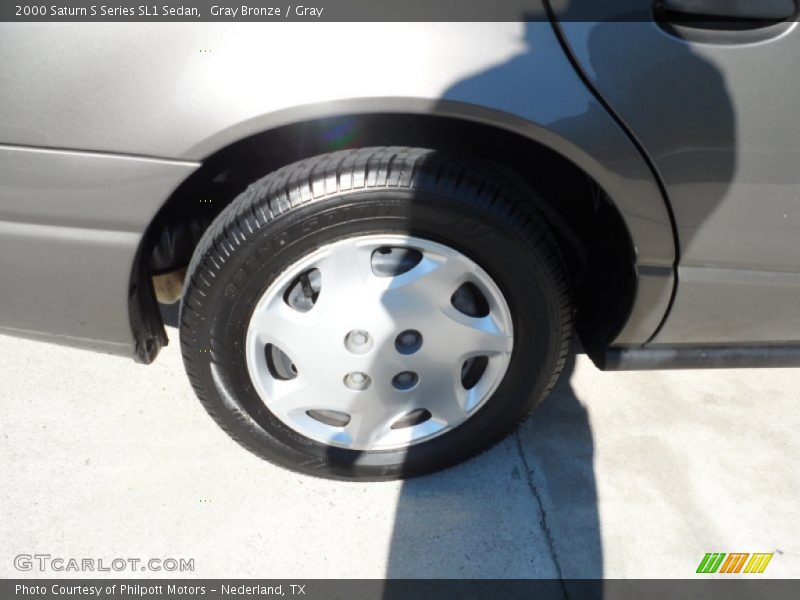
[3,579,799,600]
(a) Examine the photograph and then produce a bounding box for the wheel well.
[131,113,636,362]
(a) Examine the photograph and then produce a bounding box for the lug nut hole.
[392,371,419,391]
[345,330,373,354]
[344,371,371,391]
[395,330,422,355]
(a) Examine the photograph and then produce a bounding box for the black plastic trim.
[595,345,800,371]
[129,244,168,364]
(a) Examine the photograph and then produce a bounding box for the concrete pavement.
[1,332,798,578]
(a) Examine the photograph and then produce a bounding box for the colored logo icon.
[697,553,773,574]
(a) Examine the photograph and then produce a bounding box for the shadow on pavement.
[384,351,602,588]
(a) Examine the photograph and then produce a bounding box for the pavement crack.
[515,430,570,600]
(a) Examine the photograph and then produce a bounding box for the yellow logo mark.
[744,553,773,574]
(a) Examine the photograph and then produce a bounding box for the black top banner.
[2,0,776,23]
[5,0,799,22]
[4,0,551,22]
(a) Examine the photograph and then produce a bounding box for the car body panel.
[554,2,800,344]
[0,145,197,353]
[0,19,677,355]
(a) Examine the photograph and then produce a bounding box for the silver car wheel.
[245,234,514,451]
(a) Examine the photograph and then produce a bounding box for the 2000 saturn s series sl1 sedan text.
[2,0,799,480]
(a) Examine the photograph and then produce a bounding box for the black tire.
[180,147,571,480]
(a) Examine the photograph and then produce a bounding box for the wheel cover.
[245,234,514,451]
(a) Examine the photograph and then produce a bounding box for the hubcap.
[245,235,514,451]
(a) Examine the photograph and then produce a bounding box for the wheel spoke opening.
[451,281,490,318]
[391,408,432,429]
[307,409,351,428]
[371,246,423,277]
[283,267,321,312]
[461,356,489,389]
[265,343,298,381]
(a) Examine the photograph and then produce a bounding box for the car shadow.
[381,11,734,590]
[383,349,602,590]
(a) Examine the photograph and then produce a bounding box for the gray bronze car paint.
[0,10,796,365]
[0,145,197,353]
[554,1,800,345]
